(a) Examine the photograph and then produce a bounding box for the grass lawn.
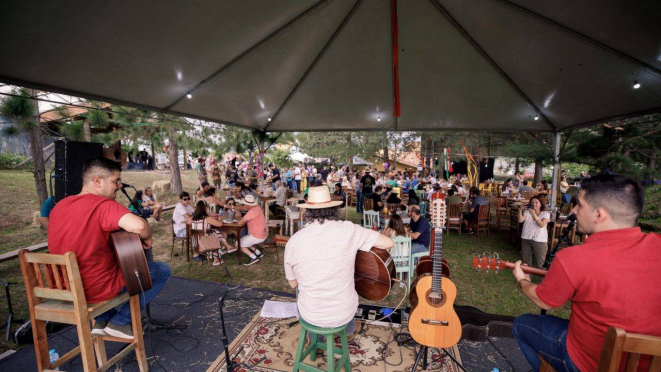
[0,169,570,353]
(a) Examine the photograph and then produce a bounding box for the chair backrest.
[415,190,426,201]
[419,201,427,217]
[19,250,81,310]
[448,204,462,219]
[387,203,399,215]
[363,198,374,211]
[522,190,533,199]
[478,183,485,191]
[189,228,206,254]
[391,236,412,262]
[597,327,661,372]
[286,197,299,206]
[497,196,508,208]
[363,210,380,229]
[477,204,490,221]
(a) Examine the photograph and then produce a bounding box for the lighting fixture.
[268,116,272,122]
[633,80,641,89]
[186,92,192,99]
[378,115,381,122]
[534,115,539,121]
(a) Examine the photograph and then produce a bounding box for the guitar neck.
[503,261,547,277]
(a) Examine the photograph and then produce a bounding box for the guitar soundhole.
[425,289,447,308]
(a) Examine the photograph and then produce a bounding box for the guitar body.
[415,256,450,278]
[110,231,152,296]
[408,276,462,348]
[354,248,395,301]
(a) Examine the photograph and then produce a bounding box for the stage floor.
[0,277,531,371]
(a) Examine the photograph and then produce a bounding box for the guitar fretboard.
[431,228,443,295]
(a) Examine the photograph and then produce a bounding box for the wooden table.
[285,205,301,236]
[213,222,245,264]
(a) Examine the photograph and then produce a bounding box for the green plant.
[0,152,29,169]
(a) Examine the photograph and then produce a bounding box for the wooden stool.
[293,318,351,372]
[19,250,148,372]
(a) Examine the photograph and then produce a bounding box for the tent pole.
[550,132,561,209]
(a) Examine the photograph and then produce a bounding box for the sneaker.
[92,321,108,337]
[243,257,260,266]
[104,323,134,339]
[193,255,207,261]
[255,251,264,258]
[226,246,238,254]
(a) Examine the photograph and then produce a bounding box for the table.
[285,205,301,236]
[213,222,245,264]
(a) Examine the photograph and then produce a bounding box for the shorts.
[241,234,266,248]
[175,228,186,238]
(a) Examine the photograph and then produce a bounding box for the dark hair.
[204,187,216,197]
[201,181,210,187]
[225,197,235,205]
[523,180,528,186]
[408,189,418,201]
[133,190,144,205]
[179,191,190,199]
[375,186,383,193]
[581,174,643,225]
[192,201,209,221]
[470,186,480,196]
[304,207,340,225]
[82,158,122,184]
[448,189,455,196]
[530,196,546,211]
[387,214,407,236]
[387,193,401,204]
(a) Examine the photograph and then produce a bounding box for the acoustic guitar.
[274,235,396,301]
[408,198,462,348]
[472,252,547,277]
[409,256,450,308]
[110,231,152,296]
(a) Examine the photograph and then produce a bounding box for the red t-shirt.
[48,194,131,303]
[536,227,661,372]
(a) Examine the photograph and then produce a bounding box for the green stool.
[292,318,351,372]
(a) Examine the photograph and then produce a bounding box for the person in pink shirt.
[234,194,267,265]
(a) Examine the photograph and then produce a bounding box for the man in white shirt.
[172,192,193,237]
[269,181,287,217]
[285,187,393,341]
[294,165,302,192]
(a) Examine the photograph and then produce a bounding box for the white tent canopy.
[1,0,660,133]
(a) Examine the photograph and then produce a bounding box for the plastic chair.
[293,318,351,372]
[363,210,380,229]
[419,201,427,217]
[391,236,412,289]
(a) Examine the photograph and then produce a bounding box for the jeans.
[95,261,172,326]
[306,317,357,343]
[512,314,579,372]
[410,242,429,255]
[295,180,301,192]
[356,191,363,213]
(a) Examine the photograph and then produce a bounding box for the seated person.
[445,188,462,205]
[196,181,212,198]
[463,188,489,232]
[332,182,346,208]
[269,181,287,217]
[519,180,534,194]
[128,190,153,219]
[232,194,267,266]
[40,195,56,230]
[368,186,385,212]
[407,189,419,206]
[142,187,164,221]
[199,186,225,213]
[407,205,430,255]
[382,213,407,238]
[173,192,194,238]
[534,180,549,196]
[189,201,235,265]
[221,197,242,220]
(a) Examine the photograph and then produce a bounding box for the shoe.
[213,259,223,266]
[243,257,260,266]
[92,321,108,337]
[104,323,134,339]
[193,255,207,261]
[255,251,264,258]
[226,246,238,254]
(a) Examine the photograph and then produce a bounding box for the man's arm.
[287,279,298,289]
[373,234,394,250]
[118,213,153,249]
[39,217,49,230]
[512,261,555,310]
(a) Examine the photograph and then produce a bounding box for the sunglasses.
[182,198,190,201]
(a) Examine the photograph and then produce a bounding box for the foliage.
[0,152,30,170]
[642,184,661,221]
[264,147,292,168]
[0,88,38,130]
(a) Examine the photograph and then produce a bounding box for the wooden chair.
[478,183,485,195]
[171,219,187,258]
[597,326,661,372]
[387,203,399,215]
[496,196,509,230]
[548,221,577,250]
[19,250,147,372]
[470,204,491,238]
[363,198,374,212]
[522,190,533,200]
[560,202,574,216]
[446,204,462,236]
[483,183,494,196]
[188,228,210,269]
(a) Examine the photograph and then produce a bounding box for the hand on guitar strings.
[512,260,531,283]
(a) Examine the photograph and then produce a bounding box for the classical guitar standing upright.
[408,198,462,348]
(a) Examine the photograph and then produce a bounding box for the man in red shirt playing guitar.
[49,158,171,339]
[511,174,661,372]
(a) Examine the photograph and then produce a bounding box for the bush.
[0,152,29,170]
[643,184,661,220]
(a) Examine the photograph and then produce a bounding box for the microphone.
[121,182,135,189]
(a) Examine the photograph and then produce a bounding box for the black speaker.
[54,140,103,202]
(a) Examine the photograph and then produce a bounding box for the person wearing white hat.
[233,194,267,265]
[284,187,394,342]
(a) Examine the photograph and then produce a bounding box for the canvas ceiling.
[1,0,660,133]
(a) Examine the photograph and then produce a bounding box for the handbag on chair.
[195,220,222,253]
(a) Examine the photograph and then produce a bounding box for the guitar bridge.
[421,319,449,326]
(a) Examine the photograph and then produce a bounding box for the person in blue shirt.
[411,176,419,191]
[407,204,430,254]
[40,196,56,230]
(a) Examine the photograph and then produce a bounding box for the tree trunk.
[382,132,389,167]
[646,151,657,181]
[27,89,48,206]
[167,128,183,195]
[182,147,188,169]
[533,161,543,185]
[82,119,91,142]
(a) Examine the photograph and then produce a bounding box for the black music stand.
[1,279,23,341]
[411,345,465,372]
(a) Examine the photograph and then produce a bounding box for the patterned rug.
[207,297,462,372]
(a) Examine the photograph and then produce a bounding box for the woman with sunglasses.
[190,201,235,265]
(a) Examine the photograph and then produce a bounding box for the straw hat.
[238,194,259,206]
[298,187,343,209]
